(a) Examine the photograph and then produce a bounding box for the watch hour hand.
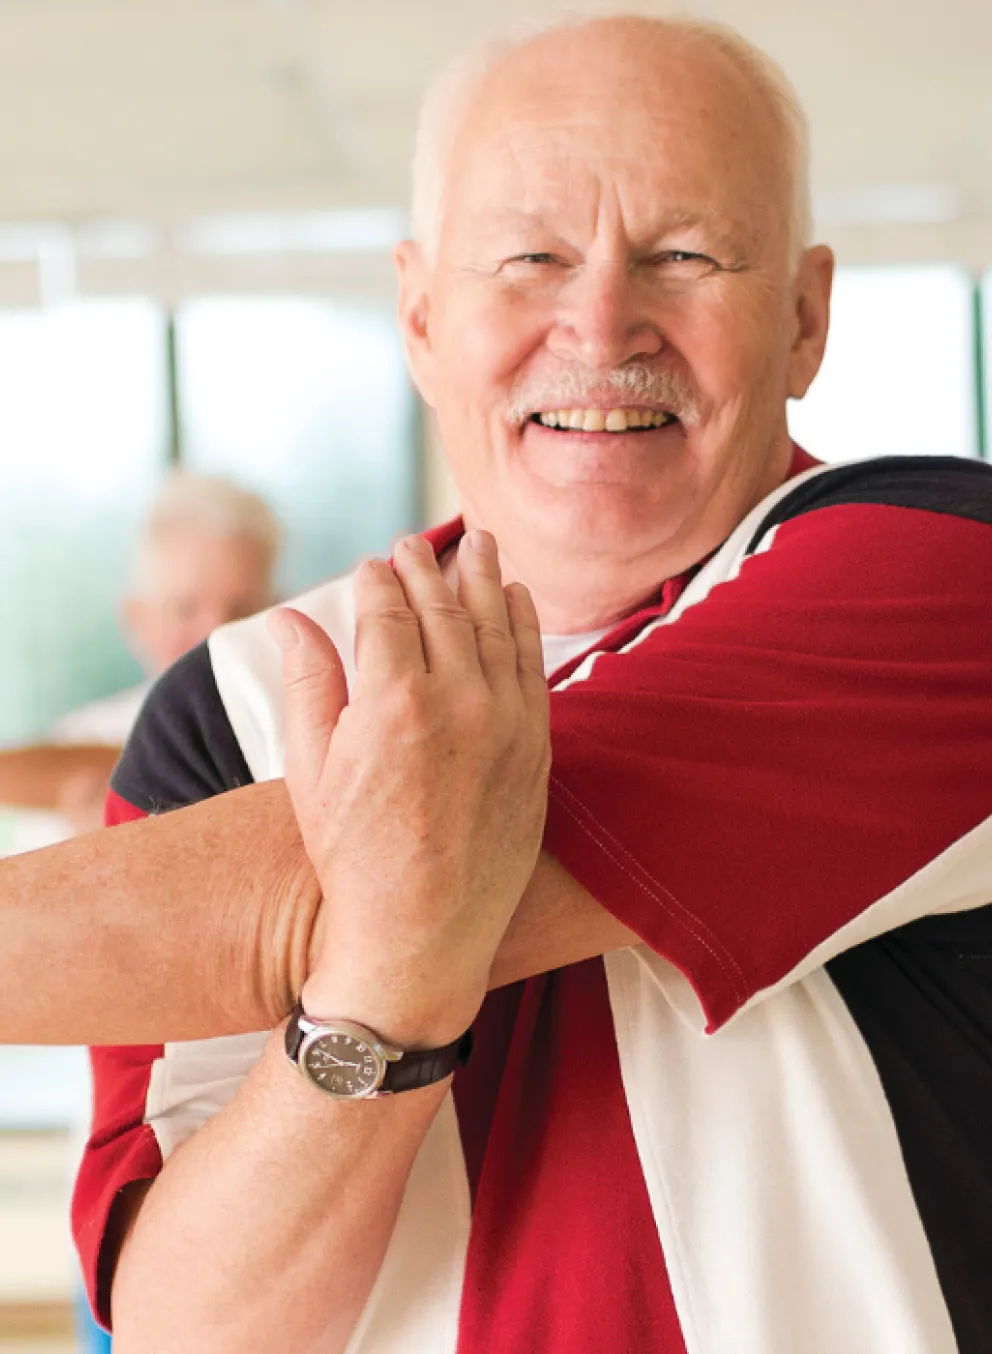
[319,1051,360,1071]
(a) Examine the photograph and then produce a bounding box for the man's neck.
[440,540,667,635]
[446,438,808,635]
[495,552,663,635]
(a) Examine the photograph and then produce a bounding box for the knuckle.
[354,606,419,650]
[384,678,439,737]
[474,618,512,648]
[375,605,421,628]
[518,654,548,682]
[387,674,428,716]
[422,600,471,627]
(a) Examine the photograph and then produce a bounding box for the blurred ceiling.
[0,0,989,273]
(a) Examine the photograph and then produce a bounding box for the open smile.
[528,407,679,434]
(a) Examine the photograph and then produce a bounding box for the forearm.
[490,849,638,987]
[0,781,320,1044]
[0,770,629,1046]
[104,846,630,1348]
[112,1030,446,1354]
[304,845,637,999]
[0,744,120,810]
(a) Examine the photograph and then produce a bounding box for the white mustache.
[507,365,700,427]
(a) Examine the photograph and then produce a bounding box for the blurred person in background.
[0,472,282,833]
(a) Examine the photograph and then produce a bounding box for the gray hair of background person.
[132,472,284,595]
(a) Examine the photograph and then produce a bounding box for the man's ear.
[787,244,834,400]
[394,240,436,409]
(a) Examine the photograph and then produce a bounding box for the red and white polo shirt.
[74,449,992,1353]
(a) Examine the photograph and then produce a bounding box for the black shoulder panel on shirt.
[828,904,992,1354]
[110,641,255,813]
[746,455,992,555]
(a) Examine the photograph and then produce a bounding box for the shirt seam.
[548,774,748,1006]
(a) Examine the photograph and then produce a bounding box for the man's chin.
[500,482,686,563]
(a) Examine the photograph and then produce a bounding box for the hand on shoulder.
[269,529,550,1048]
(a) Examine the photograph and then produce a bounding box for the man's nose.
[546,261,663,370]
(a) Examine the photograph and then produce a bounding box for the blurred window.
[0,295,419,1136]
[0,299,167,745]
[0,1047,90,1131]
[0,300,167,1145]
[788,264,980,463]
[980,272,992,459]
[175,296,419,595]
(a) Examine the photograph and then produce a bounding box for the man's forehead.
[444,39,786,237]
[454,202,748,256]
[460,86,705,174]
[459,22,771,147]
[443,104,774,261]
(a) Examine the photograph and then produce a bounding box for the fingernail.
[402,534,431,556]
[467,529,495,556]
[267,611,302,652]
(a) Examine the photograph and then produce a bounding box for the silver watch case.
[295,1016,402,1100]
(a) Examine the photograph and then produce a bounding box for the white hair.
[133,472,283,593]
[411,11,812,266]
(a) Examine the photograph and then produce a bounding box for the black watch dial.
[301,1030,385,1098]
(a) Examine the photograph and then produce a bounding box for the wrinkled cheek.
[439,290,547,398]
[680,290,781,389]
[433,328,498,431]
[686,336,782,461]
[432,302,542,482]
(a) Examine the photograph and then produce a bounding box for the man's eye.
[652,250,717,269]
[509,253,557,266]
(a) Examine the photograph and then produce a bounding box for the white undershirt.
[438,545,610,681]
[541,627,612,680]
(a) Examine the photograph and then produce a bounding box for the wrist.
[301,966,484,1051]
[265,1026,451,1118]
[286,1003,473,1100]
[245,783,324,1027]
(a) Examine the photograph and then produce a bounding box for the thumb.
[268,607,349,801]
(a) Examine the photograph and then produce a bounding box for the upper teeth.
[536,408,675,432]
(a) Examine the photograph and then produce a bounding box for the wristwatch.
[285,1001,474,1100]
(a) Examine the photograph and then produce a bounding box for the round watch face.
[300,1029,385,1099]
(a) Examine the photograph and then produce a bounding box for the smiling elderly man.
[74,15,992,1354]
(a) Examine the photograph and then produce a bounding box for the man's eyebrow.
[640,212,751,256]
[466,207,755,261]
[476,209,713,236]
[650,210,708,235]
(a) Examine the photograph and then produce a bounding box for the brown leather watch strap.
[380,1029,474,1094]
[284,1006,308,1063]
